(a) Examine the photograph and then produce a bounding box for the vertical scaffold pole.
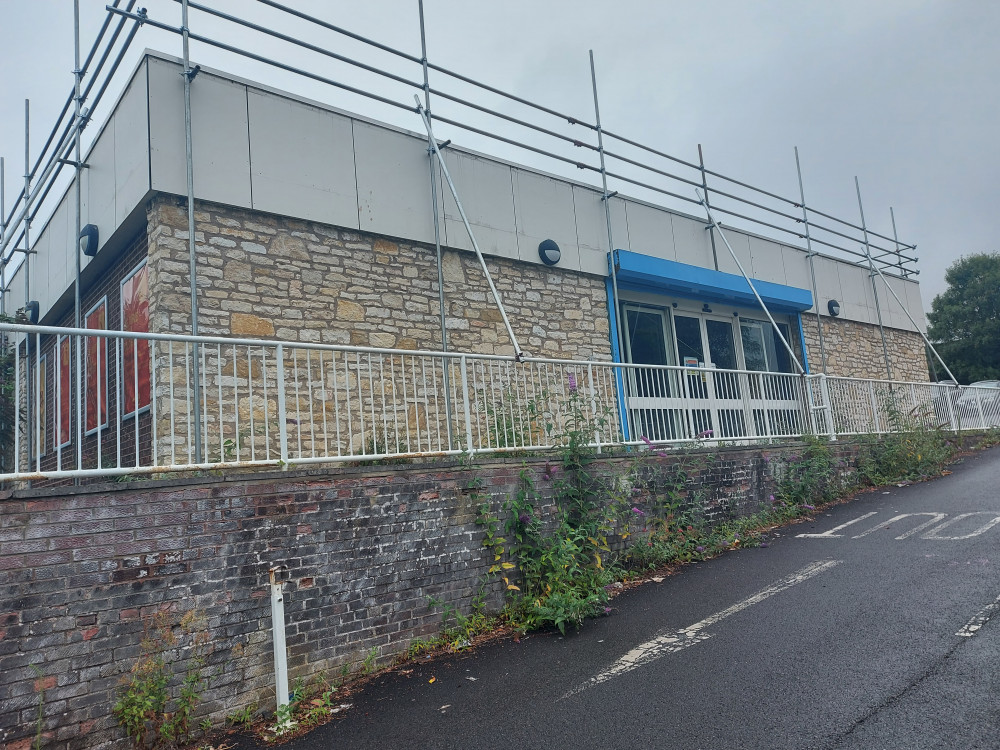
[588,51,624,363]
[417,0,454,447]
[23,100,33,469]
[794,148,827,373]
[854,177,891,380]
[74,0,84,471]
[181,0,203,463]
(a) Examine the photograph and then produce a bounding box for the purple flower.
[696,429,714,439]
[641,435,654,448]
[802,504,815,511]
[695,546,705,553]
[542,462,558,481]
[631,507,646,517]
[720,540,729,547]
[567,371,578,393]
[518,512,532,525]
[604,607,612,614]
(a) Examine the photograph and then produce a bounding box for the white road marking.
[561,559,842,699]
[851,513,947,540]
[956,593,1000,637]
[923,513,1000,540]
[797,513,878,538]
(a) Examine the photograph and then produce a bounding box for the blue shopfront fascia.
[605,250,813,439]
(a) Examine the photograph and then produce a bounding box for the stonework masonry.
[801,312,930,382]
[145,195,611,361]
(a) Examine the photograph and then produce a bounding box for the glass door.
[621,305,680,441]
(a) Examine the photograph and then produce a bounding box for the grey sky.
[1,0,997,312]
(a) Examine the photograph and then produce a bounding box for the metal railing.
[3,323,996,483]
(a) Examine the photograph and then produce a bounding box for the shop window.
[85,298,109,433]
[121,262,150,416]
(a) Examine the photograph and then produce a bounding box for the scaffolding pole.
[74,0,84,471]
[181,0,203,463]
[414,97,523,359]
[698,144,720,272]
[588,51,623,365]
[871,209,958,384]
[854,177,892,380]
[23,100,33,471]
[417,0,454,447]
[794,147,827,373]
[696,188,804,375]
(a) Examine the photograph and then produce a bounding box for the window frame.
[119,261,151,420]
[84,295,110,435]
[55,335,72,450]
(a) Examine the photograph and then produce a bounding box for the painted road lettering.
[799,512,1000,541]
[562,559,842,699]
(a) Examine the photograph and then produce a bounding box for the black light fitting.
[79,223,99,257]
[827,299,841,317]
[538,239,561,266]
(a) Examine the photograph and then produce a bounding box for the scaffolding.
[1,0,954,408]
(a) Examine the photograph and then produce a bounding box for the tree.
[927,252,1000,384]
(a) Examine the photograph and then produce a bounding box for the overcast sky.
[1,0,997,312]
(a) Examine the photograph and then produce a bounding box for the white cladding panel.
[114,67,151,227]
[669,214,714,268]
[780,246,813,307]
[511,169,580,270]
[247,90,359,229]
[716,229,753,277]
[353,121,434,245]
[836,262,875,325]
[748,237,787,285]
[572,187,627,276]
[87,115,118,261]
[440,149,516,260]
[903,280,927,332]
[43,199,70,312]
[813,256,845,317]
[881,274,916,332]
[622,201,676,261]
[148,58,252,208]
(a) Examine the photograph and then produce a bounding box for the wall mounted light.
[827,299,841,317]
[79,223,99,257]
[538,239,561,266]
[20,300,39,324]
[702,303,713,313]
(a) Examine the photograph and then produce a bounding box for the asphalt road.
[245,445,1000,750]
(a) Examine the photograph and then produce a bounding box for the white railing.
[0,323,997,482]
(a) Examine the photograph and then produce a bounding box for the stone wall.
[801,312,930,382]
[145,195,611,361]
[0,441,864,750]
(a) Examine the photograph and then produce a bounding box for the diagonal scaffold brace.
[414,96,525,361]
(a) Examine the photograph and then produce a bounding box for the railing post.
[276,343,288,469]
[459,355,474,453]
[945,383,958,432]
[975,389,987,431]
[820,374,836,441]
[804,374,818,437]
[588,362,602,453]
[867,381,881,433]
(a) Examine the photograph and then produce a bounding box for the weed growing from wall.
[113,609,212,750]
